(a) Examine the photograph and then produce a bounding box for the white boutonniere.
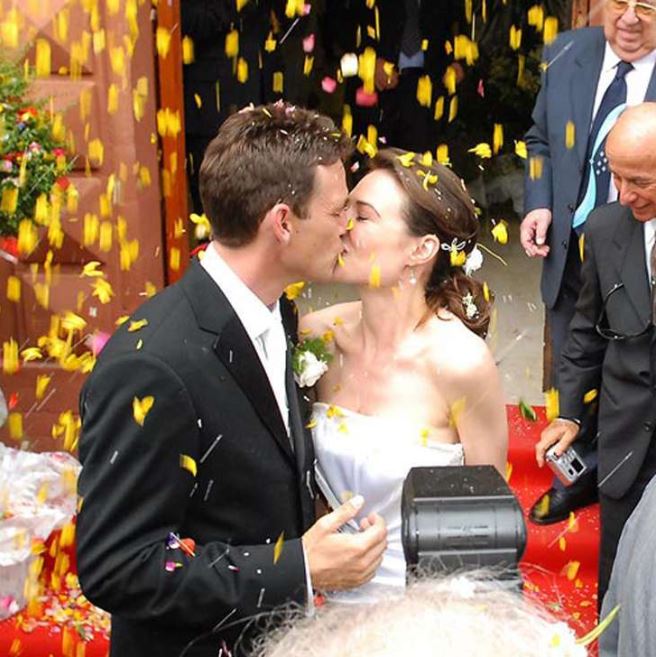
[292,338,333,388]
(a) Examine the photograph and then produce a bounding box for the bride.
[300,148,508,603]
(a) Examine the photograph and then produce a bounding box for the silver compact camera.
[545,445,587,486]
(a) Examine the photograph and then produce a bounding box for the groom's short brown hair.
[199,103,352,247]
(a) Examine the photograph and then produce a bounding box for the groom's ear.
[268,203,294,244]
[409,234,440,266]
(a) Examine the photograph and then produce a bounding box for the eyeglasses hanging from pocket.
[595,282,653,341]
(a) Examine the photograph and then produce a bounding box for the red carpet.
[0,405,599,656]
[508,405,600,641]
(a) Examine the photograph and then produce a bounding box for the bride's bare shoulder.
[299,301,361,339]
[426,313,496,379]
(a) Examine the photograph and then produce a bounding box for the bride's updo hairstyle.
[369,148,491,338]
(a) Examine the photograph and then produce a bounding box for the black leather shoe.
[529,473,599,525]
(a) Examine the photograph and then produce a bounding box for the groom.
[76,103,387,657]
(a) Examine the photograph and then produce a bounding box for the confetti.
[132,396,155,426]
[284,281,305,300]
[128,318,149,332]
[544,388,559,421]
[180,454,197,477]
[583,388,598,404]
[368,263,381,288]
[491,220,509,245]
[273,531,285,564]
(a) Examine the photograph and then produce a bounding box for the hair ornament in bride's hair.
[462,293,479,320]
[441,237,467,267]
[463,246,483,275]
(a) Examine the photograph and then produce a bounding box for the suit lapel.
[571,31,605,167]
[213,317,295,465]
[181,260,296,466]
[613,210,651,325]
[644,59,656,101]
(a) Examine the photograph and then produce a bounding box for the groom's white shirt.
[200,242,290,434]
[200,242,315,609]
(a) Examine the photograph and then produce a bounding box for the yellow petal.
[179,454,197,477]
[273,531,285,564]
[544,387,559,422]
[448,397,466,428]
[156,26,172,58]
[35,38,51,77]
[368,263,381,288]
[8,412,23,440]
[91,278,114,304]
[128,319,149,332]
[182,36,194,64]
[61,311,87,333]
[583,388,598,404]
[36,374,52,400]
[563,560,580,581]
[225,29,239,58]
[468,143,492,159]
[284,281,305,300]
[493,123,504,155]
[80,261,104,278]
[565,121,576,149]
[6,275,21,302]
[21,347,43,362]
[514,140,528,159]
[416,75,432,108]
[491,221,509,245]
[133,395,155,426]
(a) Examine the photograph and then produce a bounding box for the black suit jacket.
[76,259,316,657]
[559,203,656,500]
[181,0,288,137]
[322,0,460,84]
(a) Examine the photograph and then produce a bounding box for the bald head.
[606,103,656,222]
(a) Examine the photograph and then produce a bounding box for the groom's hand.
[303,495,387,591]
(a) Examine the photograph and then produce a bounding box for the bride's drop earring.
[408,268,417,285]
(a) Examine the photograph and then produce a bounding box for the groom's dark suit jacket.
[559,203,656,501]
[76,259,316,657]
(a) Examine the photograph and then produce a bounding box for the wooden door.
[0,0,167,451]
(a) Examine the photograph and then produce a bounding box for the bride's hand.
[303,496,387,591]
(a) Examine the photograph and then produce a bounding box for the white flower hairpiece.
[462,293,479,320]
[463,246,483,275]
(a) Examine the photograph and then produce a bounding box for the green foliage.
[0,59,71,237]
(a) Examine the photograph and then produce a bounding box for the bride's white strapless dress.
[311,401,465,604]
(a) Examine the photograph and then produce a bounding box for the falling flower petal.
[273,531,285,564]
[133,396,154,426]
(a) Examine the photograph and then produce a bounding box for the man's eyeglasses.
[595,282,653,341]
[608,0,656,19]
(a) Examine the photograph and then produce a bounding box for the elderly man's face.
[604,0,656,61]
[607,137,656,221]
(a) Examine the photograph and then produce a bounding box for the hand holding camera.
[535,418,582,484]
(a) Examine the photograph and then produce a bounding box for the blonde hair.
[253,573,586,657]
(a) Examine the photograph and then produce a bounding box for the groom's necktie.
[573,60,634,232]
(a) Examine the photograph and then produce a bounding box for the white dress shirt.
[645,218,656,284]
[593,44,656,203]
[200,243,290,434]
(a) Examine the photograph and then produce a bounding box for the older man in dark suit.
[535,103,656,607]
[76,104,387,657]
[522,0,656,524]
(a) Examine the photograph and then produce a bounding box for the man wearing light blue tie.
[521,0,656,525]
